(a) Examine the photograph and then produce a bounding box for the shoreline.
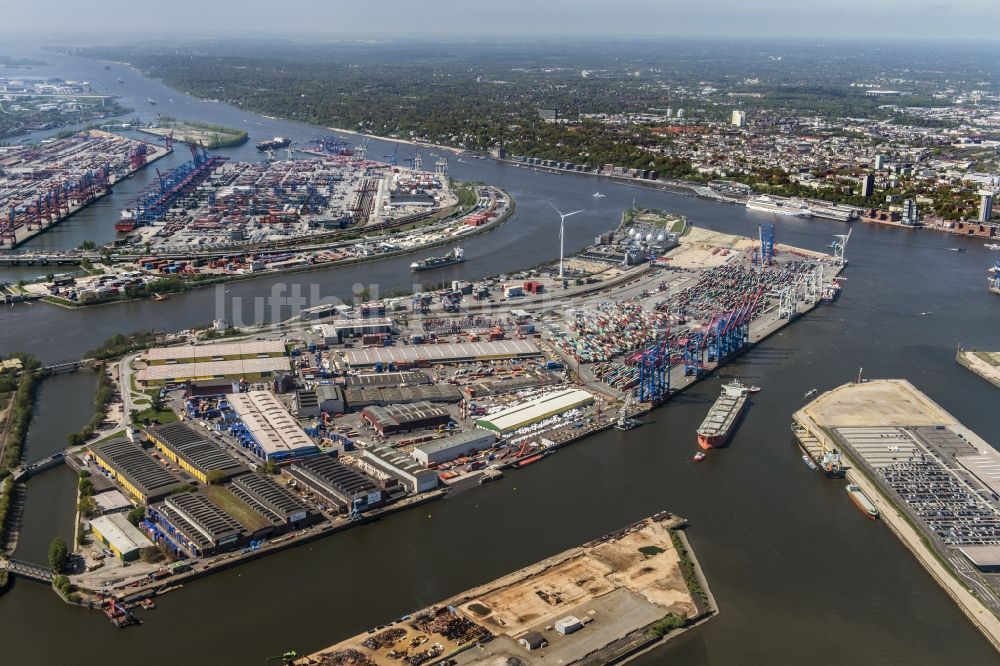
[793,381,1000,652]
[294,513,717,666]
[4,135,173,250]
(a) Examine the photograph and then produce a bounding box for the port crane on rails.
[754,223,775,268]
[384,143,399,166]
[830,228,851,265]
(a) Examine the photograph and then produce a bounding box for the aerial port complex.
[5,37,1000,665]
[4,177,847,656]
[2,132,507,306]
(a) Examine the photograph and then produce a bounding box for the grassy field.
[201,485,271,531]
[136,407,177,424]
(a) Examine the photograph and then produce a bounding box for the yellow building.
[135,341,290,387]
[90,513,154,562]
[144,422,246,484]
[88,438,188,504]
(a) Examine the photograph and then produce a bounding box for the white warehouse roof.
[957,450,1000,497]
[137,357,290,383]
[344,339,540,367]
[144,341,286,362]
[475,389,594,434]
[91,513,154,554]
[227,391,317,458]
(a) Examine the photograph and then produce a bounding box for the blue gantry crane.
[756,223,775,267]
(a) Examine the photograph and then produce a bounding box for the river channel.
[0,43,998,665]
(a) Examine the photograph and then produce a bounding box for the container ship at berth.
[411,247,465,272]
[696,380,749,449]
[846,483,879,519]
[256,136,291,151]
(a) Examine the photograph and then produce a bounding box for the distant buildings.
[902,198,920,226]
[874,154,886,170]
[861,174,875,198]
[731,110,747,127]
[537,108,558,123]
[980,192,994,223]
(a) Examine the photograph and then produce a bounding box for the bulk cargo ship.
[696,380,749,449]
[256,136,292,151]
[411,247,465,272]
[846,483,879,519]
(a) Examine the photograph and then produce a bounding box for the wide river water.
[1,44,999,665]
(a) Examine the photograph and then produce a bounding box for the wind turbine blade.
[546,200,563,216]
[565,209,585,217]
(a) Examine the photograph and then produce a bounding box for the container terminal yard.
[14,183,506,306]
[294,513,715,666]
[0,130,171,248]
[0,205,851,626]
[793,379,1000,649]
[116,151,455,251]
[2,140,513,306]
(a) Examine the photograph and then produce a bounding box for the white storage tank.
[554,616,582,636]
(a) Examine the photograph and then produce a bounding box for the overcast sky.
[1,0,998,40]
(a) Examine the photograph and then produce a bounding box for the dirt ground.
[805,379,954,428]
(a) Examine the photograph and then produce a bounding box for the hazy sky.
[1,0,998,40]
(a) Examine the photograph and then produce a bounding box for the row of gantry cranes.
[624,224,850,404]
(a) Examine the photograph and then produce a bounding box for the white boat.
[984,243,1000,250]
[592,192,606,198]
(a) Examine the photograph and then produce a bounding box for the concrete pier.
[794,379,1000,652]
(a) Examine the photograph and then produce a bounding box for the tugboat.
[692,451,707,463]
[411,247,465,272]
[256,136,292,151]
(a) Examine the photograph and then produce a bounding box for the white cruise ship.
[745,195,810,217]
[747,195,859,221]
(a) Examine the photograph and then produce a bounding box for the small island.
[294,513,716,666]
[139,117,248,149]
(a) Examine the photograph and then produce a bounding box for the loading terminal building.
[227,473,315,529]
[145,422,247,484]
[90,512,155,562]
[136,341,290,387]
[344,371,431,389]
[295,385,347,417]
[361,401,451,436]
[475,388,595,435]
[226,390,320,462]
[286,453,386,513]
[316,318,393,345]
[345,383,463,409]
[412,430,498,466]
[359,447,439,494]
[89,438,189,504]
[343,339,541,369]
[147,491,247,558]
